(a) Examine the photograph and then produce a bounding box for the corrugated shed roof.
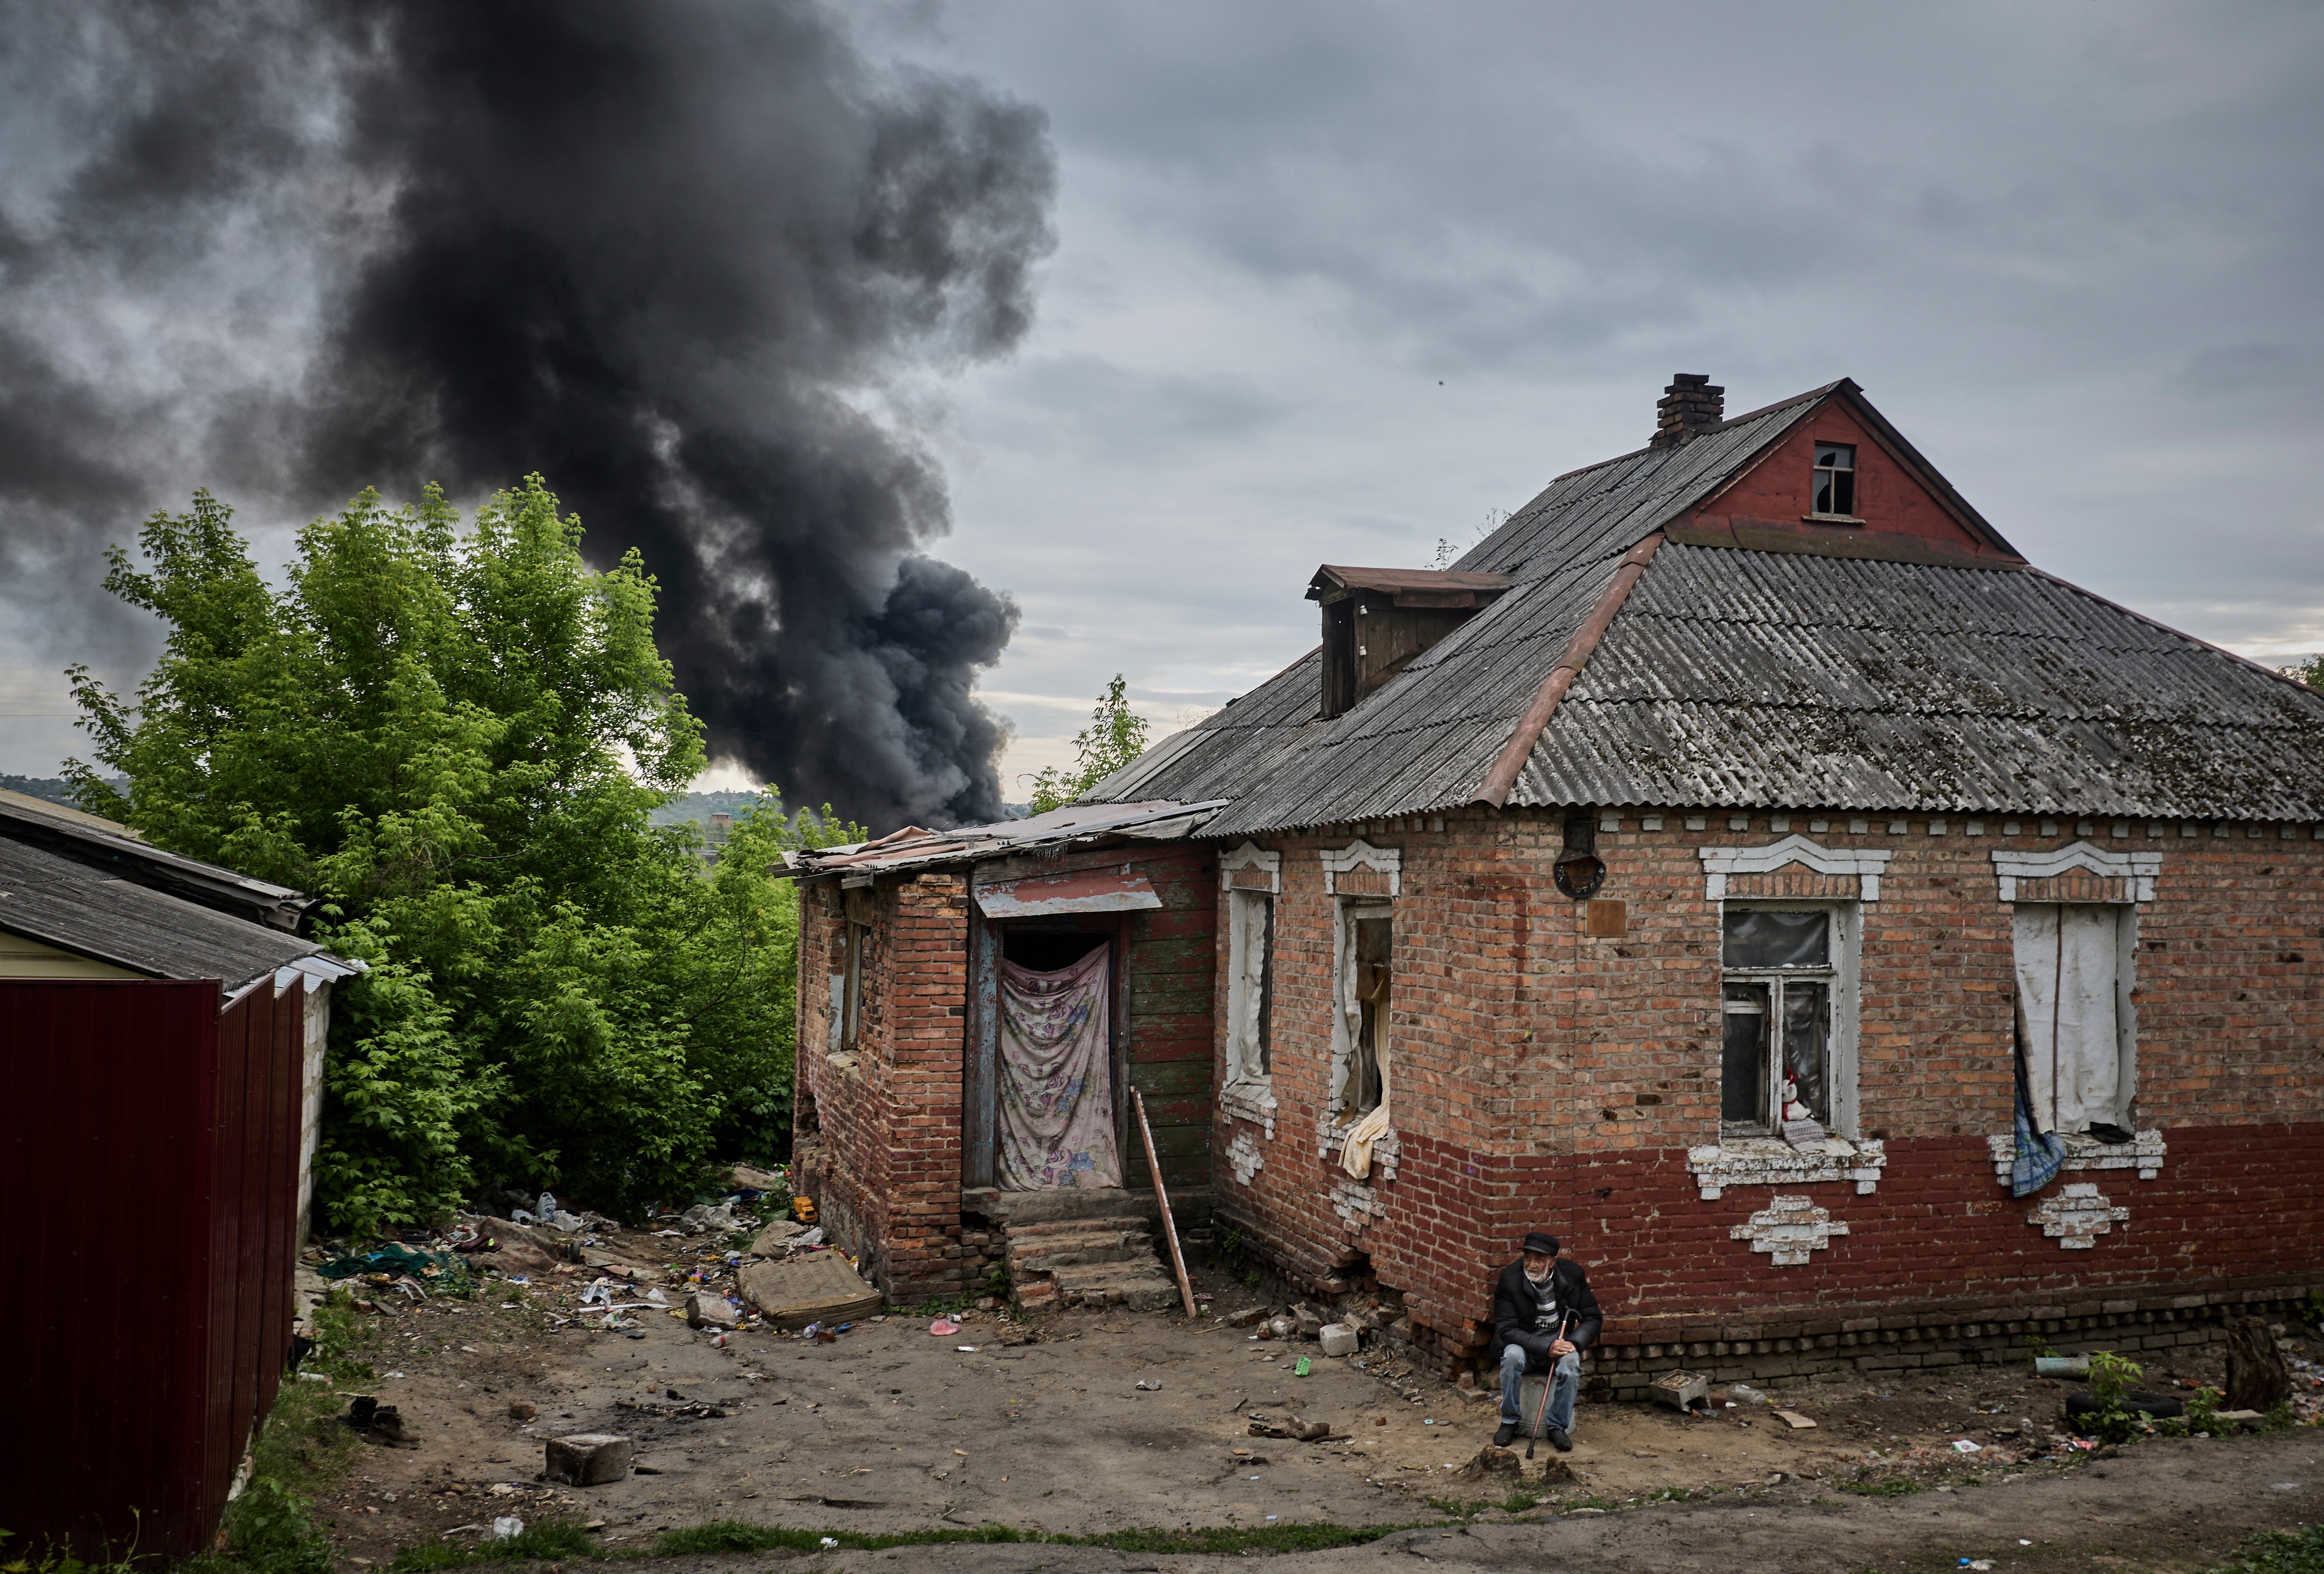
[0,837,332,991]
[783,798,1228,880]
[1084,379,2324,829]
[0,789,314,932]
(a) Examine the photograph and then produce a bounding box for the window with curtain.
[2011,903,2135,1137]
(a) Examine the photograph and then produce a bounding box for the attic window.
[1810,443,1857,520]
[1307,565,1512,719]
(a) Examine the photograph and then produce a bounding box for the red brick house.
[791,375,2324,1390]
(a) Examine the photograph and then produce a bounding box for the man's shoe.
[1492,1422,1519,1448]
[1548,1427,1574,1453]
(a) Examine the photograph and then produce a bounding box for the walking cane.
[1525,1314,1575,1460]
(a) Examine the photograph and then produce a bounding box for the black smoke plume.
[0,1,1053,829]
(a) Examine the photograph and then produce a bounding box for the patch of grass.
[391,1521,604,1571]
[2202,1524,2324,1574]
[394,1516,1447,1568]
[1496,1490,1541,1514]
[183,1290,375,1574]
[1840,1477,1924,1498]
[0,1522,149,1574]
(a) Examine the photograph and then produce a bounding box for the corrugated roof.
[1509,545,2324,818]
[1084,381,2324,829]
[0,837,332,991]
[784,798,1229,881]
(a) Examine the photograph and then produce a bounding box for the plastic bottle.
[1730,1382,1770,1405]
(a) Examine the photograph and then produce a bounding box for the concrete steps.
[1004,1212,1179,1313]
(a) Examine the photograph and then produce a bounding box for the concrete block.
[546,1432,632,1485]
[1319,1323,1360,1357]
[687,1292,739,1329]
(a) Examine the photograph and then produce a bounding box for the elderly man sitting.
[1490,1229,1603,1451]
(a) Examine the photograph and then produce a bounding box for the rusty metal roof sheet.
[1084,384,2324,830]
[973,869,1164,918]
[784,797,1228,881]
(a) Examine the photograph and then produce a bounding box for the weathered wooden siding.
[1119,844,1218,1193]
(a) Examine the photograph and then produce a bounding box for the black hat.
[1521,1231,1559,1256]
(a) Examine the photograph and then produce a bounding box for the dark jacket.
[1491,1258,1603,1359]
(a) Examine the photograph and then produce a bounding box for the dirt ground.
[303,1222,2324,1573]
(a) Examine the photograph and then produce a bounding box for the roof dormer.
[1307,565,1510,719]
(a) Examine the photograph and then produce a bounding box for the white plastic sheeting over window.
[1224,888,1273,1085]
[2012,904,2136,1135]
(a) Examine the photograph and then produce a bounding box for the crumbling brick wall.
[795,872,996,1302]
[1210,806,2324,1383]
[794,845,1218,1303]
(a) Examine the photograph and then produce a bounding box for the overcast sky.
[6,2,2322,799]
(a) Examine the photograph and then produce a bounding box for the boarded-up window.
[840,920,867,1052]
[1225,888,1274,1082]
[2012,904,2133,1135]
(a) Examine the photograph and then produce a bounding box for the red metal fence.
[0,977,304,1559]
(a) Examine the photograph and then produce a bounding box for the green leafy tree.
[1025,673,1150,813]
[68,479,858,1232]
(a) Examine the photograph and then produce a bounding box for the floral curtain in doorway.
[996,945,1121,1190]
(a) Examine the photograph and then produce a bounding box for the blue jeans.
[1500,1343,1579,1435]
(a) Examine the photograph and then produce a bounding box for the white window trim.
[1322,839,1401,896]
[1983,1127,2166,1186]
[1717,898,1863,1141]
[1699,835,1892,901]
[1991,841,2162,902]
[1687,1138,1886,1201]
[1219,841,1281,894]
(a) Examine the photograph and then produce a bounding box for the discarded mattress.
[737,1252,883,1330]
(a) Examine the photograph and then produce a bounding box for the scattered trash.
[956,1346,978,1353]
[2034,1355,2090,1378]
[490,1518,523,1540]
[1729,1383,1769,1405]
[1293,1357,1312,1378]
[820,1537,838,1549]
[1775,1410,1817,1429]
[1135,1379,1162,1391]
[1951,1439,1983,1454]
[680,1202,739,1235]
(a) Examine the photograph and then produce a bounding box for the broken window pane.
[1781,980,1831,1125]
[1351,915,1391,1114]
[1721,983,1770,1124]
[1722,908,1830,969]
[1812,442,1856,516]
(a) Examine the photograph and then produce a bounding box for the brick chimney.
[1649,373,1724,449]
